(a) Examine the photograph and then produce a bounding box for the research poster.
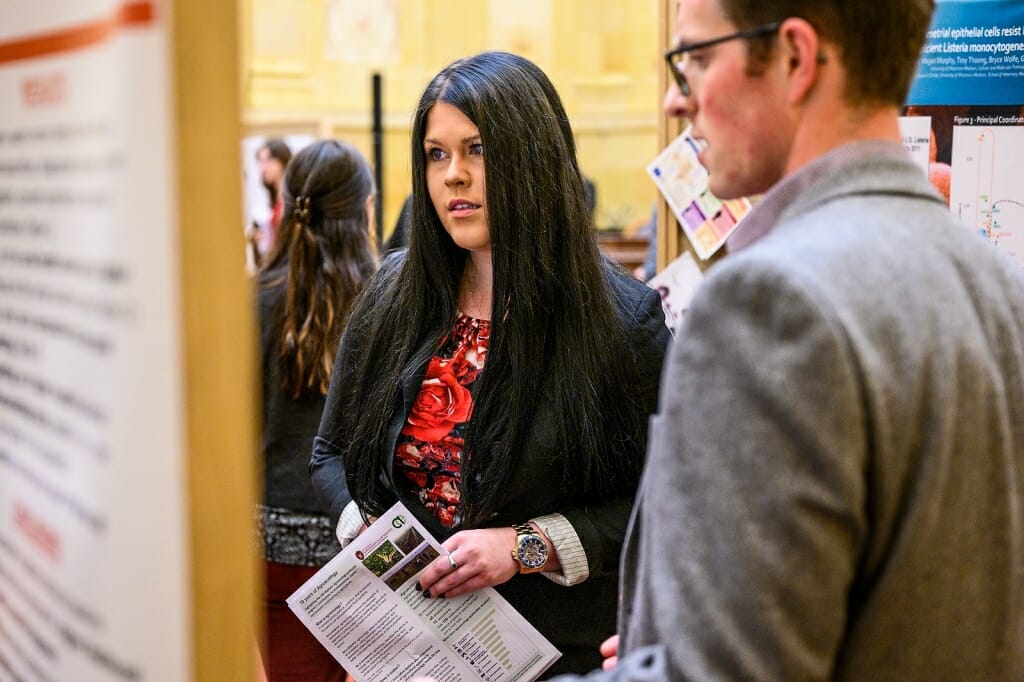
[905,0,1024,267]
[0,2,190,680]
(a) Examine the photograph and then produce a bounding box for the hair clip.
[294,195,312,224]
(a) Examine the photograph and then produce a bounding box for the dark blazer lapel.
[384,361,427,487]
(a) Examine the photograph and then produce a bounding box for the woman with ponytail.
[311,53,670,675]
[256,139,376,681]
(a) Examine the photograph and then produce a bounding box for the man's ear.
[776,17,823,105]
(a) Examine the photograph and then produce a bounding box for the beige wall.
[241,0,661,236]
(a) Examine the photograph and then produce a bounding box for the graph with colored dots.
[951,125,1024,267]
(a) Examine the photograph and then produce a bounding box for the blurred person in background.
[249,138,294,265]
[256,139,377,681]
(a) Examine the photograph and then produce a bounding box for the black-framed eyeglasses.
[665,22,781,97]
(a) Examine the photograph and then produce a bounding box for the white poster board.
[898,115,933,175]
[0,2,190,680]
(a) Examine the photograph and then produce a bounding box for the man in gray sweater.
[555,0,1024,679]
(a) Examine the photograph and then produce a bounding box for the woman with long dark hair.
[311,52,669,675]
[257,139,376,681]
[251,137,294,262]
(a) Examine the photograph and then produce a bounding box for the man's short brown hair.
[720,0,935,106]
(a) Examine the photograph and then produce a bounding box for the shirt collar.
[726,140,911,254]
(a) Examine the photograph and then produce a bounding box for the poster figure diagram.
[951,126,1024,267]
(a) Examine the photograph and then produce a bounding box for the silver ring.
[447,552,458,571]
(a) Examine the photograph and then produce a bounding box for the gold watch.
[511,523,548,574]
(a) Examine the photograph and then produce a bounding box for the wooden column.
[171,0,260,678]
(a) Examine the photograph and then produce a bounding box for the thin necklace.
[463,270,478,300]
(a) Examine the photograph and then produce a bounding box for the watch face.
[517,535,548,569]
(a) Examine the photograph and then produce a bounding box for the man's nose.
[663,81,692,120]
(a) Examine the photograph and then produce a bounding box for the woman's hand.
[416,527,519,599]
[600,634,619,671]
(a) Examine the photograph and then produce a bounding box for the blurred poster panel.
[324,0,399,64]
[905,0,1024,266]
[0,2,189,680]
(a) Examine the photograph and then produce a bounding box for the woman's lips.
[447,199,481,218]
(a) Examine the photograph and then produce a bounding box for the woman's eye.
[469,143,484,156]
[427,147,447,161]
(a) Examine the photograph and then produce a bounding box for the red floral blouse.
[394,313,490,528]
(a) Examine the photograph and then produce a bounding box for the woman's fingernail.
[414,582,422,592]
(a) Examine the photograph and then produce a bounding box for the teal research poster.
[905,0,1024,267]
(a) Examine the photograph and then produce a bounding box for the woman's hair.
[337,51,646,525]
[259,139,377,398]
[259,138,293,166]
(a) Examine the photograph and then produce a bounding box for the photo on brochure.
[384,544,440,591]
[361,538,404,577]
